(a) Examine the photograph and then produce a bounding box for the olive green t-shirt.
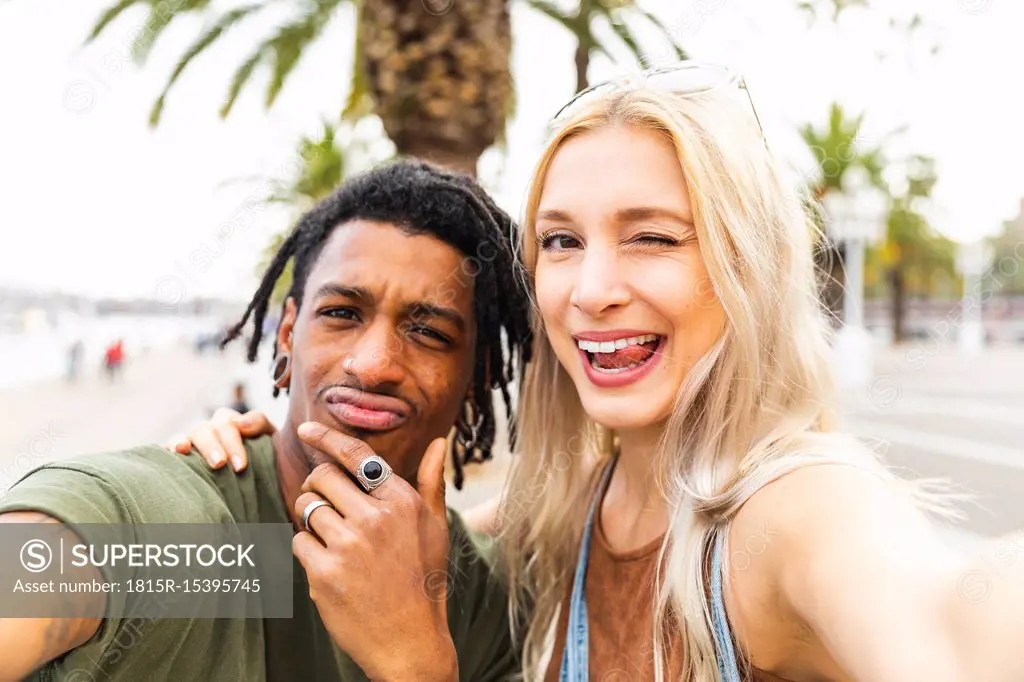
[0,436,516,681]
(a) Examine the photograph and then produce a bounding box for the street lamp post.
[957,240,989,356]
[823,167,888,389]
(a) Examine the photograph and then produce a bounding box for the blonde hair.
[499,85,959,680]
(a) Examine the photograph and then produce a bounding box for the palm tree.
[800,102,889,322]
[84,0,693,175]
[87,0,512,176]
[525,0,686,92]
[864,156,957,342]
[801,106,956,340]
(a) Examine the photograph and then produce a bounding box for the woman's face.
[534,125,727,432]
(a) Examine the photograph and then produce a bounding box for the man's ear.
[277,297,297,356]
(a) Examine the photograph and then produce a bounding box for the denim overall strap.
[710,528,743,682]
[559,457,618,682]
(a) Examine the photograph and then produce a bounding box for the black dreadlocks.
[223,159,533,489]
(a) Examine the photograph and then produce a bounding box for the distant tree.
[800,102,889,321]
[986,203,1024,294]
[865,156,958,341]
[801,105,957,341]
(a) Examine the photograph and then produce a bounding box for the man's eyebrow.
[614,206,694,227]
[312,284,372,301]
[404,302,466,333]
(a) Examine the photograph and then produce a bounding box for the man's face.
[277,220,476,479]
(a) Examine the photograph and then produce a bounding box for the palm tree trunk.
[889,267,906,343]
[573,0,593,93]
[401,141,479,178]
[574,40,590,93]
[359,1,513,178]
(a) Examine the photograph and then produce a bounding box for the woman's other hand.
[165,408,277,472]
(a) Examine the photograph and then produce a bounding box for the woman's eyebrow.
[536,209,574,223]
[614,206,694,228]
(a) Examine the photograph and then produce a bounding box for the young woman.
[174,63,1024,681]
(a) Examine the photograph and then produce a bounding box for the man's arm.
[0,512,104,682]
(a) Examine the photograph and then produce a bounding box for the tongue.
[592,342,656,369]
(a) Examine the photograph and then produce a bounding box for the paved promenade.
[840,344,1024,550]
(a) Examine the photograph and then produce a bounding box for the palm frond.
[796,1,816,24]
[131,0,214,64]
[591,6,644,63]
[633,8,687,60]
[220,49,265,118]
[149,2,268,127]
[292,121,346,200]
[830,0,868,21]
[606,16,644,62]
[342,14,372,120]
[525,0,583,36]
[264,0,346,109]
[86,0,142,43]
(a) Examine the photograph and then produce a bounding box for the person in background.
[103,338,124,382]
[65,339,83,383]
[229,382,250,415]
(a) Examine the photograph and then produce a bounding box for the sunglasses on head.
[550,60,767,151]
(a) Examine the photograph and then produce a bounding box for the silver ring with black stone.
[355,455,392,493]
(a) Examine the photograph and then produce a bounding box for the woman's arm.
[164,408,277,471]
[728,464,1024,682]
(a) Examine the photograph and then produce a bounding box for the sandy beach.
[0,343,253,494]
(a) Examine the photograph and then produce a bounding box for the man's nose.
[570,246,631,318]
[341,322,406,390]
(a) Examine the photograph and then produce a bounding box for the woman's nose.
[569,248,631,317]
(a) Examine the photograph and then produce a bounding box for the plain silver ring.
[301,499,333,533]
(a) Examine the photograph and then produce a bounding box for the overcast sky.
[1,0,1021,302]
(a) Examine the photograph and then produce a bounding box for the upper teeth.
[576,334,659,353]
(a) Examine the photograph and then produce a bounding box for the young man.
[0,160,532,681]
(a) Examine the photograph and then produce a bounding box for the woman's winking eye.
[627,233,682,248]
[537,230,686,252]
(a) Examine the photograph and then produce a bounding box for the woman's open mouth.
[574,332,665,388]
